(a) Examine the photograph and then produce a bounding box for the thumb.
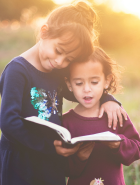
[98,106,104,118]
[54,140,62,146]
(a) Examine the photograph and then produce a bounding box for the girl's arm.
[108,116,140,166]
[0,62,56,154]
[61,79,127,129]
[54,140,89,177]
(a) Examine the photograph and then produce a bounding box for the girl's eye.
[91,81,98,85]
[66,58,72,63]
[56,49,62,55]
[76,83,82,86]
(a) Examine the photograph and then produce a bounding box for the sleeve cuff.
[100,93,121,106]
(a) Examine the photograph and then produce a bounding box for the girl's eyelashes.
[91,81,98,85]
[55,48,74,62]
[66,58,73,63]
[75,81,98,86]
[76,82,83,86]
[55,48,62,55]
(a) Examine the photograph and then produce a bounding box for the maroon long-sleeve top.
[63,109,140,185]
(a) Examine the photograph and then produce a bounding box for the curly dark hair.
[88,46,123,94]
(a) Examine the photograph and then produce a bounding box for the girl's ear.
[40,24,49,37]
[104,74,112,89]
[65,77,72,92]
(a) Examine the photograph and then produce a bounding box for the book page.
[71,131,121,144]
[24,116,71,142]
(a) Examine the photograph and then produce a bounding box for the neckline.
[69,109,106,121]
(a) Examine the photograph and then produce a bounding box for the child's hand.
[77,142,95,161]
[99,101,127,130]
[54,140,81,157]
[102,141,120,149]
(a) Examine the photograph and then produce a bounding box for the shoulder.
[0,57,30,91]
[63,109,73,119]
[1,56,29,76]
[62,109,73,126]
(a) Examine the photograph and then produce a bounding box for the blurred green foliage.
[0,1,140,184]
[97,4,140,87]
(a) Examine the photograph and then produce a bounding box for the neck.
[20,43,47,72]
[74,102,100,118]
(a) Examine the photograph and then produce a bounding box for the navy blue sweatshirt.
[0,57,120,185]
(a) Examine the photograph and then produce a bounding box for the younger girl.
[0,2,126,185]
[63,47,140,185]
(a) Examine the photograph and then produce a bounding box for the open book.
[23,116,123,146]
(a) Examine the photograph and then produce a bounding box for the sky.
[53,0,140,18]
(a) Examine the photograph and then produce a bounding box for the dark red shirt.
[63,109,140,185]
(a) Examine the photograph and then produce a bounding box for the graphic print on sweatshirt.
[30,87,62,120]
[90,178,104,185]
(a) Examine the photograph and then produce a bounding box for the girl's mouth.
[83,96,93,103]
[49,60,55,69]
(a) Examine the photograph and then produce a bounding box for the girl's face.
[38,33,81,72]
[66,60,111,110]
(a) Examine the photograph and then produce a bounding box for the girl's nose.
[83,83,91,92]
[55,57,64,66]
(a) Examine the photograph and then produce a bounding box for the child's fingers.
[102,141,120,149]
[54,141,81,157]
[54,140,63,146]
[79,142,95,150]
[78,142,95,154]
[120,107,128,121]
[77,142,95,160]
[78,142,92,152]
[112,111,118,130]
[61,143,81,157]
[116,109,123,127]
[98,106,104,118]
[106,111,113,128]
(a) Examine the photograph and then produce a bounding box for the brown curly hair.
[89,46,122,94]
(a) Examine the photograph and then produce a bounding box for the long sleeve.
[0,62,56,154]
[110,116,140,166]
[100,93,121,106]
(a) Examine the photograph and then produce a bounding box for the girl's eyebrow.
[58,46,74,55]
[73,77,100,80]
[72,78,82,81]
[91,76,100,79]
[58,42,80,54]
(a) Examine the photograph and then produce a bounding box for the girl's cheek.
[63,62,69,68]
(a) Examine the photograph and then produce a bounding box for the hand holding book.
[77,142,95,161]
[54,140,82,157]
[23,116,123,146]
[101,141,121,149]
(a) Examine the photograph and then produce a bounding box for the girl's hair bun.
[72,1,97,32]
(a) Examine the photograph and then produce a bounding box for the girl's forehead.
[70,60,104,77]
[58,33,80,54]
